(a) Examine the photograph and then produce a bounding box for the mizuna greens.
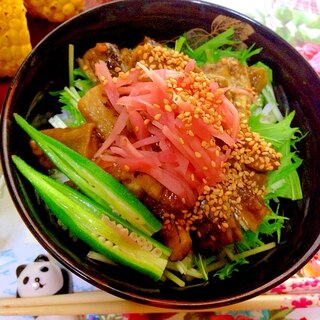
[175,28,262,66]
[49,45,92,128]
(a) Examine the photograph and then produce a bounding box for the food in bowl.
[2,0,319,308]
[12,21,303,287]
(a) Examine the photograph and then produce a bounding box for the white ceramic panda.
[16,254,80,320]
[16,254,69,298]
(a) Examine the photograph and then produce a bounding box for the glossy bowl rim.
[1,0,320,309]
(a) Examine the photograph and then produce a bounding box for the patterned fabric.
[272,0,320,13]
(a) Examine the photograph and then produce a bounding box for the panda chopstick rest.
[16,254,72,298]
[16,254,80,319]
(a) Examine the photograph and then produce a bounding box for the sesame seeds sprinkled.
[130,40,190,71]
[159,97,281,240]
[97,40,282,252]
[190,119,281,236]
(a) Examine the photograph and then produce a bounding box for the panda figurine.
[16,254,80,320]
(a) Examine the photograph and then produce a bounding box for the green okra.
[12,155,171,280]
[14,113,162,236]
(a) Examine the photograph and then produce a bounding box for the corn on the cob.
[0,0,32,78]
[25,0,84,23]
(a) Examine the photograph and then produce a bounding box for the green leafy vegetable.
[50,44,93,127]
[214,260,247,280]
[258,208,287,243]
[249,111,303,200]
[50,67,92,128]
[50,86,86,127]
[249,111,299,149]
[235,210,286,253]
[73,68,93,93]
[176,28,262,66]
[212,241,277,280]
[194,253,209,281]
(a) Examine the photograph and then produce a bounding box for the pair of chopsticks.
[266,276,320,295]
[1,290,320,316]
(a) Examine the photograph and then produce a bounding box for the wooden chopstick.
[1,291,320,316]
[0,290,121,307]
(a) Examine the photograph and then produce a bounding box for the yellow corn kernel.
[25,0,85,23]
[0,0,32,78]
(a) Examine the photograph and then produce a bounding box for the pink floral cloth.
[296,43,320,74]
[272,0,320,13]
[265,251,320,312]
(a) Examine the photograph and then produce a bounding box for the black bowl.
[1,0,320,309]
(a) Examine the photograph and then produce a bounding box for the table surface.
[1,1,319,319]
